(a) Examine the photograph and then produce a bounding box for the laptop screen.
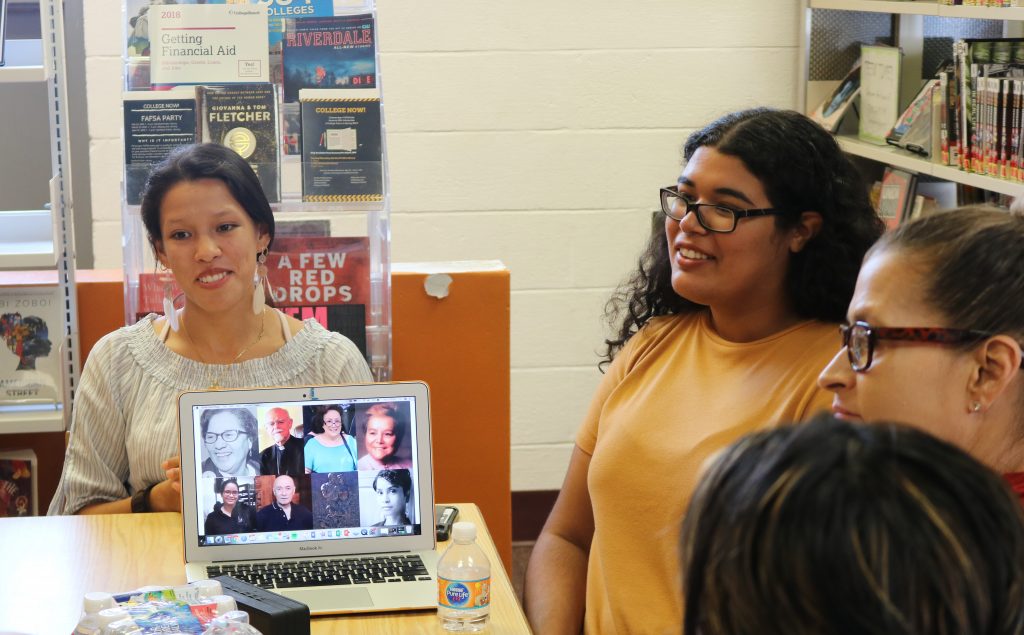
[187,395,423,548]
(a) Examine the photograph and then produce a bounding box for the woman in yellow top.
[524,108,884,634]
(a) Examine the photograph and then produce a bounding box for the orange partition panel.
[391,266,511,570]
[0,267,513,571]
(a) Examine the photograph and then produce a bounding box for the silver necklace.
[182,309,267,389]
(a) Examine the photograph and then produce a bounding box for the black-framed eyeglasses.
[659,186,785,233]
[840,321,1001,373]
[204,429,248,444]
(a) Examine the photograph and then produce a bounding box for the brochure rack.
[119,0,392,380]
[0,0,79,433]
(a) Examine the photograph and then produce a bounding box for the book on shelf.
[877,166,917,229]
[299,88,383,203]
[887,78,939,157]
[865,38,1024,185]
[810,60,861,133]
[282,13,377,103]
[123,89,199,205]
[859,45,902,146]
[954,39,1024,177]
[0,449,37,517]
[0,287,61,407]
[198,83,281,203]
[266,236,371,359]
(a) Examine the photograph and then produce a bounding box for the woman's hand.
[149,455,183,512]
[162,455,182,493]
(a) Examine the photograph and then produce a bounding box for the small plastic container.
[437,521,491,632]
[201,610,262,634]
[74,592,118,635]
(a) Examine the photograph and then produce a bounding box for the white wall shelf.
[837,136,1024,197]
[0,39,44,83]
[0,210,56,268]
[810,0,1024,20]
[0,409,64,434]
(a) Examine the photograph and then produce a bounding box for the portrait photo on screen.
[254,473,314,532]
[202,476,257,536]
[355,401,413,471]
[256,404,305,477]
[358,468,415,528]
[303,403,359,474]
[199,407,260,478]
[310,471,360,529]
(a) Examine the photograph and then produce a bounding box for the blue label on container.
[445,582,471,607]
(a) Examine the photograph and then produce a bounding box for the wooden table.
[0,504,532,634]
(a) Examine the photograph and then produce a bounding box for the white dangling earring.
[159,263,180,332]
[252,249,268,315]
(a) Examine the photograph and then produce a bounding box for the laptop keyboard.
[206,554,432,589]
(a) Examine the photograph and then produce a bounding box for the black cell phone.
[435,505,459,541]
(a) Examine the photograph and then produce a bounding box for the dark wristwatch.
[131,482,157,513]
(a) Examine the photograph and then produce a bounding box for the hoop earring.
[158,263,180,332]
[252,248,268,315]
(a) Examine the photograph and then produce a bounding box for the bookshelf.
[0,0,79,435]
[801,1,1024,199]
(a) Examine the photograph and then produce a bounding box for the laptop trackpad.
[281,587,373,611]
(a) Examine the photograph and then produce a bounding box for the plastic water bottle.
[74,592,117,635]
[437,521,491,632]
[201,610,262,634]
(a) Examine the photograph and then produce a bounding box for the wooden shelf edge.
[809,0,939,16]
[837,135,1024,197]
[810,0,1024,19]
[939,5,1024,19]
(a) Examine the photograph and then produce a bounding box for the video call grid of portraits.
[194,399,418,540]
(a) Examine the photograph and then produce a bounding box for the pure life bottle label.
[438,576,490,610]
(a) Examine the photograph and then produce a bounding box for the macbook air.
[178,382,436,615]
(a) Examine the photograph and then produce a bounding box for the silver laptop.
[178,382,437,615]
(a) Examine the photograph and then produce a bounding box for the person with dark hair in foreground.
[819,206,1024,500]
[525,108,884,633]
[682,414,1024,635]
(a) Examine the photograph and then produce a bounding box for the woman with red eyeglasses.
[819,206,1024,500]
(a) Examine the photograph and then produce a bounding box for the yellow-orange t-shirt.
[576,311,837,634]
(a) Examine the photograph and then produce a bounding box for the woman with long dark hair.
[525,108,884,633]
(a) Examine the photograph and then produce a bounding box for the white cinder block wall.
[82,0,801,492]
